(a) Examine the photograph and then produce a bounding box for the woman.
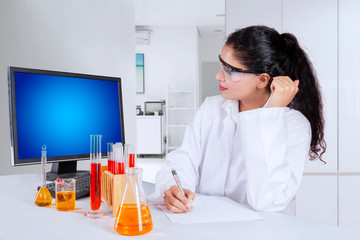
[151,25,326,215]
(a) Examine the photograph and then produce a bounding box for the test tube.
[107,142,114,174]
[113,143,124,175]
[86,134,105,218]
[125,144,136,168]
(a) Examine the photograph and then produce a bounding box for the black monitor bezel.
[8,66,125,166]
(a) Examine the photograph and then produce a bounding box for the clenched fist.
[267,76,299,108]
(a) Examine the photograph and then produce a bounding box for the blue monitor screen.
[9,67,125,165]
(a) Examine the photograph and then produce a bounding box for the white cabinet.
[339,176,360,229]
[339,0,360,172]
[296,176,338,226]
[136,116,165,156]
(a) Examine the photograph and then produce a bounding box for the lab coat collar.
[221,99,239,123]
[263,93,272,108]
[221,93,272,122]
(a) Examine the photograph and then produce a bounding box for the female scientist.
[151,25,326,215]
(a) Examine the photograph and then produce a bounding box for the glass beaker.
[85,134,106,218]
[55,178,76,211]
[114,168,153,236]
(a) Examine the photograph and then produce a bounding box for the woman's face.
[216,45,260,101]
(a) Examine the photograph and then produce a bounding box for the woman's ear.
[257,73,271,89]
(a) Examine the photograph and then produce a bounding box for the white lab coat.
[150,95,311,215]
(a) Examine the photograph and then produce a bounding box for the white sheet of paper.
[158,195,264,224]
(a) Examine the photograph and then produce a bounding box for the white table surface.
[1,173,359,240]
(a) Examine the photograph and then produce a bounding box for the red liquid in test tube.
[90,163,101,210]
[113,142,124,175]
[109,160,114,174]
[117,162,125,174]
[86,134,105,218]
[107,142,114,174]
[125,144,136,168]
[128,154,135,168]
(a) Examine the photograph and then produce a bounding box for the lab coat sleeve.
[239,107,311,212]
[148,99,206,204]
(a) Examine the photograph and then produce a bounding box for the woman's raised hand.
[267,76,299,108]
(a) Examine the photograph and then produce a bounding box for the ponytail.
[226,26,326,162]
[280,33,326,162]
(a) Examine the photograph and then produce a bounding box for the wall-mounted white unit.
[136,30,150,44]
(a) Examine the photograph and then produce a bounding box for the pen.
[171,168,192,212]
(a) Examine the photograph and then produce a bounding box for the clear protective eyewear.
[218,55,260,82]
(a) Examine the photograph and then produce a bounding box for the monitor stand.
[46,161,89,181]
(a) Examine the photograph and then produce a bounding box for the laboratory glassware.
[114,143,124,174]
[124,144,136,168]
[114,167,153,236]
[85,134,106,218]
[55,178,76,211]
[107,142,114,174]
[35,145,52,207]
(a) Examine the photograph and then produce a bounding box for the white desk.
[1,173,359,240]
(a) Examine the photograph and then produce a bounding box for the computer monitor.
[8,66,125,180]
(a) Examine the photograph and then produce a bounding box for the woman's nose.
[215,69,225,82]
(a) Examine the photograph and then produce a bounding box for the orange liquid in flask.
[114,204,153,236]
[34,187,52,207]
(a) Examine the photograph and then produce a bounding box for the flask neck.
[41,155,46,187]
[125,167,142,178]
[125,167,146,204]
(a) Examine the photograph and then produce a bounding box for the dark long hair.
[226,25,326,162]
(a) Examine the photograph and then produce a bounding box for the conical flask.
[114,168,153,236]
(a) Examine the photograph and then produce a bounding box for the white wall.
[0,0,136,175]
[226,0,282,33]
[199,35,226,62]
[198,34,226,103]
[135,27,199,110]
[338,0,360,229]
[339,0,360,172]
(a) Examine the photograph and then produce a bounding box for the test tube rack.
[101,170,136,217]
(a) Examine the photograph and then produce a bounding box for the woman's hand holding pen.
[267,76,299,108]
[164,185,195,213]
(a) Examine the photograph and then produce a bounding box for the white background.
[0,0,136,175]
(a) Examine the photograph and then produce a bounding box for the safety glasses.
[218,55,260,82]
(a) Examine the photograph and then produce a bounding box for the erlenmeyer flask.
[114,168,153,236]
